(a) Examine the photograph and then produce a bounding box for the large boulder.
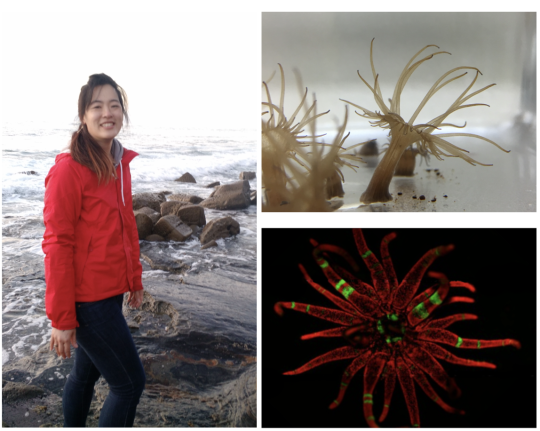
[134,212,154,239]
[205,181,220,188]
[132,192,166,213]
[200,216,240,245]
[168,193,204,205]
[239,171,256,180]
[175,172,196,183]
[134,207,161,225]
[199,180,251,210]
[160,201,190,216]
[174,205,206,227]
[153,215,193,242]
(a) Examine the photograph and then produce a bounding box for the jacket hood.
[111,139,124,167]
[55,139,128,166]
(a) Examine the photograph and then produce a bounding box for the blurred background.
[262,13,536,211]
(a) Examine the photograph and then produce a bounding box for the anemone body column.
[361,123,421,204]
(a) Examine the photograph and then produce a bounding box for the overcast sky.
[2,1,259,130]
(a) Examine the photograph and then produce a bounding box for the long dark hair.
[70,73,129,184]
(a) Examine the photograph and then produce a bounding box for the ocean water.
[2,120,257,366]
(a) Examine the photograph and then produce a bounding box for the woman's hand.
[128,289,144,309]
[50,328,78,359]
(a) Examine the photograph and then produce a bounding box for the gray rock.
[2,381,44,402]
[132,192,166,213]
[199,181,251,210]
[134,207,161,225]
[205,181,220,188]
[160,201,190,216]
[134,212,154,239]
[168,194,204,205]
[175,172,196,183]
[174,205,206,227]
[200,217,240,245]
[153,215,192,242]
[20,171,39,176]
[239,171,256,180]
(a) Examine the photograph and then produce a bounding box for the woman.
[42,73,146,427]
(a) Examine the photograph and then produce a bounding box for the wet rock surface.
[175,172,197,183]
[133,192,166,213]
[200,180,252,210]
[200,217,241,245]
[153,215,193,242]
[3,243,256,427]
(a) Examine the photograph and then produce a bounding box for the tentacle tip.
[512,340,522,349]
[283,370,296,376]
[329,400,340,410]
[274,302,285,316]
[309,238,318,247]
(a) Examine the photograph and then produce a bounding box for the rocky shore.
[2,172,257,427]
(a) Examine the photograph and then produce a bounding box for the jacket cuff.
[52,320,79,330]
[132,278,143,291]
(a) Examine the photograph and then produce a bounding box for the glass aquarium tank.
[262,12,536,211]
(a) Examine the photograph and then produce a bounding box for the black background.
[262,229,536,428]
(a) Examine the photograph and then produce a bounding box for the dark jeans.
[63,294,145,427]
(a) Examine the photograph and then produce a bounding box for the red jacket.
[42,146,143,330]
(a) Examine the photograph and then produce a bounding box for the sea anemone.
[262,64,365,211]
[341,39,510,204]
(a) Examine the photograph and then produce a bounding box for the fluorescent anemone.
[341,39,510,205]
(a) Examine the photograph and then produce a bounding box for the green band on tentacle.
[335,279,346,290]
[306,305,310,313]
[362,250,372,259]
[412,302,429,320]
[429,291,442,306]
[435,248,440,256]
[477,340,481,349]
[319,260,329,269]
[455,336,463,348]
[291,302,296,309]
[363,393,373,399]
[342,286,355,299]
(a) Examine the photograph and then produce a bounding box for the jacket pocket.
[74,233,93,286]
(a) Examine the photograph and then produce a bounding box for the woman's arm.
[125,161,144,302]
[42,158,82,330]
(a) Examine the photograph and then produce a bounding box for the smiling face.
[83,84,123,150]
